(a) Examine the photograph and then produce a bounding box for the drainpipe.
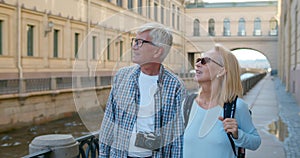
[182,1,187,74]
[17,0,24,93]
[87,0,91,76]
[286,3,291,92]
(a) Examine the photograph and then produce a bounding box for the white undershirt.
[128,71,158,157]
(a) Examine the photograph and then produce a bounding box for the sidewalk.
[243,74,300,158]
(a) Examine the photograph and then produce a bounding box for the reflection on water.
[240,73,255,80]
[268,118,289,142]
[0,113,90,158]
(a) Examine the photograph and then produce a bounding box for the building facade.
[0,0,282,95]
[0,0,185,82]
[278,0,300,104]
[184,1,278,71]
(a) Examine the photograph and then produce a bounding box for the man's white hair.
[137,22,173,61]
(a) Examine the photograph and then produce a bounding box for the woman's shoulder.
[236,98,250,112]
[236,98,247,106]
[236,98,249,109]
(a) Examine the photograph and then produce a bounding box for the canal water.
[0,113,90,158]
[240,72,255,80]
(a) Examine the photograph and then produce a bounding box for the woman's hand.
[218,116,238,139]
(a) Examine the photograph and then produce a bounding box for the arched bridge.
[186,36,278,73]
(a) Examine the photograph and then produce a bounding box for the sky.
[202,0,275,3]
[232,49,267,61]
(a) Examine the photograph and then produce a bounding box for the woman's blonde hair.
[215,43,243,103]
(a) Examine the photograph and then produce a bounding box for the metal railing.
[0,72,266,96]
[0,73,197,96]
[77,132,99,158]
[22,132,99,158]
[242,72,267,95]
[0,76,112,95]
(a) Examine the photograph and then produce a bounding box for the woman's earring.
[217,74,220,78]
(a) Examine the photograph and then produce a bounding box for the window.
[75,33,79,58]
[254,17,261,36]
[147,0,151,18]
[193,19,200,36]
[138,0,142,15]
[166,4,170,26]
[128,0,133,10]
[177,7,180,30]
[120,41,123,61]
[53,29,59,58]
[223,18,230,36]
[107,38,111,60]
[27,25,34,56]
[188,53,195,70]
[161,7,164,24]
[92,36,96,60]
[269,17,278,36]
[154,3,158,21]
[117,0,122,7]
[208,18,215,36]
[0,20,2,55]
[238,18,246,36]
[294,11,298,70]
[172,5,175,28]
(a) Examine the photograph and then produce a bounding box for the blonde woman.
[183,44,261,158]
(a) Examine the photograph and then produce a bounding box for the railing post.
[77,76,81,88]
[19,78,26,93]
[51,77,57,90]
[29,134,79,158]
[96,76,101,87]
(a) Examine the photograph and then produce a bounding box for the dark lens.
[201,57,209,65]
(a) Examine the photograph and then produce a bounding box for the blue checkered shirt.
[99,64,186,158]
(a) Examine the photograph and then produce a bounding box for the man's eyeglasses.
[196,57,223,67]
[131,38,158,48]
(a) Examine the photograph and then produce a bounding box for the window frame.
[193,19,200,36]
[27,25,34,56]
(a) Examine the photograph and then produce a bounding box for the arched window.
[193,19,200,36]
[254,17,261,36]
[223,18,230,36]
[238,18,246,36]
[208,18,215,36]
[269,17,278,36]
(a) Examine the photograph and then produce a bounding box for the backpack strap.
[223,96,238,156]
[183,93,197,128]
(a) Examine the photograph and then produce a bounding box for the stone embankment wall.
[0,79,197,133]
[0,87,111,132]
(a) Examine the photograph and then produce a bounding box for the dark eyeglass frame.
[196,57,223,67]
[131,38,158,48]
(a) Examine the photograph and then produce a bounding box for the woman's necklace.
[195,95,222,137]
[198,105,222,137]
[196,97,212,109]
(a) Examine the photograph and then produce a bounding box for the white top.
[128,71,158,157]
[183,98,261,158]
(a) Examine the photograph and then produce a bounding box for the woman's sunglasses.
[196,57,223,67]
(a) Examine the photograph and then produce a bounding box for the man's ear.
[153,47,164,59]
